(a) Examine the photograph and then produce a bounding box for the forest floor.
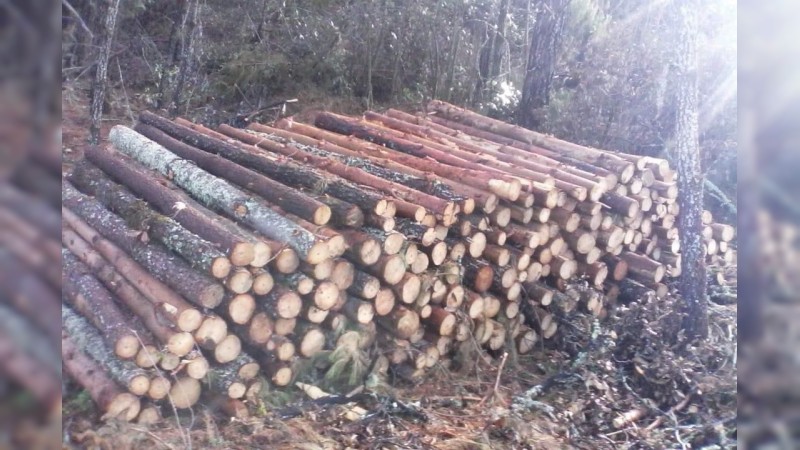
[61,82,738,449]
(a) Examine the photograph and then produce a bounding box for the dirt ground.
[60,82,738,450]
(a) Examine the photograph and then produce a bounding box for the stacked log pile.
[63,100,695,421]
[0,152,64,421]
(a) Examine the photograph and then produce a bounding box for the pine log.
[274,272,315,296]
[62,250,145,360]
[394,218,437,246]
[0,209,61,289]
[194,316,229,350]
[62,228,195,357]
[377,305,421,339]
[62,334,140,421]
[329,258,355,291]
[218,125,458,222]
[71,161,232,279]
[373,288,397,316]
[619,251,665,283]
[348,270,381,300]
[0,251,60,345]
[462,256,494,293]
[168,377,202,409]
[109,126,330,264]
[427,100,635,178]
[136,120,332,225]
[315,113,521,201]
[303,280,340,311]
[362,253,407,285]
[83,145,256,266]
[363,228,406,255]
[63,183,225,309]
[261,284,304,319]
[62,209,204,333]
[170,119,394,217]
[300,259,334,280]
[294,322,327,357]
[313,194,365,228]
[253,120,479,211]
[220,293,256,325]
[62,305,150,396]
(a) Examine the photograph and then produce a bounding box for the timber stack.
[0,148,65,421]
[61,100,709,421]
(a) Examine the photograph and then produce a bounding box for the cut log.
[62,228,195,356]
[330,258,355,291]
[343,296,376,324]
[348,270,381,300]
[63,183,225,309]
[109,126,330,264]
[462,256,494,293]
[220,293,256,325]
[219,125,458,221]
[427,100,635,178]
[83,145,256,266]
[62,334,140,421]
[377,305,421,339]
[249,268,274,295]
[373,288,397,316]
[194,316,229,350]
[168,377,202,409]
[62,305,150,396]
[135,121,332,226]
[225,267,254,294]
[71,161,232,279]
[270,119,486,212]
[619,252,665,283]
[62,251,143,360]
[261,284,304,319]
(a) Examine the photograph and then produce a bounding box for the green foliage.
[63,389,94,417]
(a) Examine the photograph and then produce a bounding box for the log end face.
[314,205,333,226]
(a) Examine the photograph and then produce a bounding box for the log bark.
[0,251,61,345]
[63,182,225,309]
[109,126,330,264]
[219,125,457,222]
[348,270,381,300]
[172,119,393,216]
[315,113,520,202]
[71,160,232,279]
[62,333,140,421]
[62,305,150,396]
[136,119,332,226]
[62,250,144,360]
[62,208,203,333]
[428,100,634,178]
[83,145,256,266]
[270,119,486,213]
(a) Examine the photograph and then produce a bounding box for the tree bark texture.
[673,0,708,340]
[89,0,121,144]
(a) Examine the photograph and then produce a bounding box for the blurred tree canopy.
[62,0,736,220]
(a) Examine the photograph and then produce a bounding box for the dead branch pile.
[60,100,735,422]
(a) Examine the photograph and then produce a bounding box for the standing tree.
[89,0,121,144]
[517,0,567,129]
[673,0,708,340]
[170,0,202,117]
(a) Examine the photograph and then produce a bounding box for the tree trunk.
[71,161,232,279]
[169,0,201,116]
[673,0,708,340]
[517,0,566,129]
[63,182,226,309]
[89,0,121,144]
[108,126,330,264]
